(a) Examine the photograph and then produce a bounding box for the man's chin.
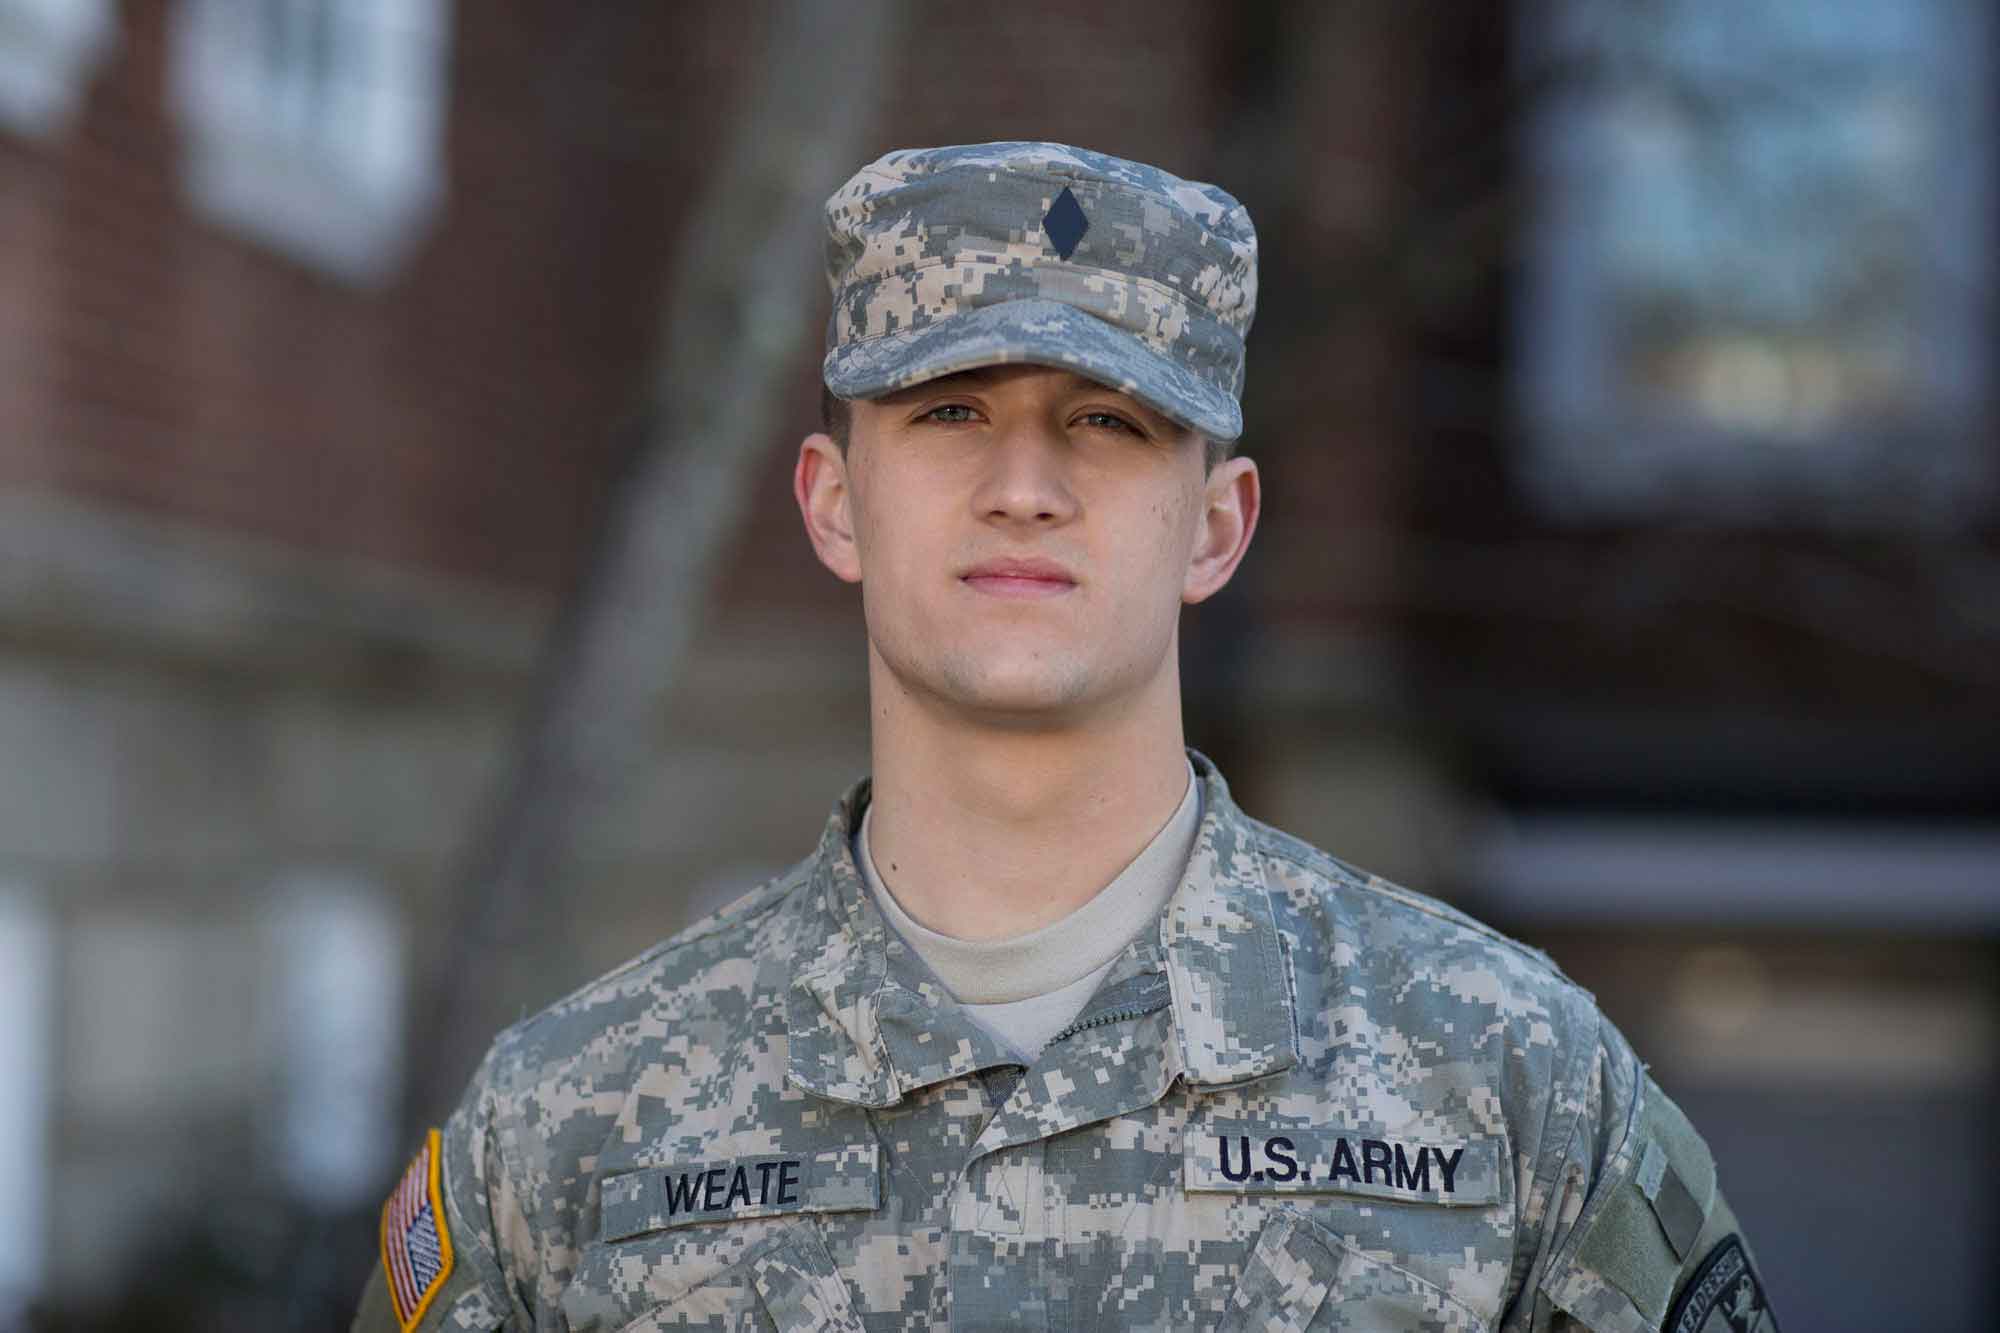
[928,663,1102,724]
[870,638,1131,725]
[952,688,1092,725]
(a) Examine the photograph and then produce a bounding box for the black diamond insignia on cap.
[1042,186,1089,260]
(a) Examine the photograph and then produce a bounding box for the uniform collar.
[784,747,1298,1106]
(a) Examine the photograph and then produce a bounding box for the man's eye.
[1078,411,1140,434]
[921,404,978,424]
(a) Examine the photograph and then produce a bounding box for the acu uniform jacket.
[354,751,1777,1333]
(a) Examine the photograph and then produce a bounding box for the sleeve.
[351,1044,537,1333]
[1513,1018,1780,1333]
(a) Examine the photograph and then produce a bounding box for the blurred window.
[0,885,53,1318]
[266,873,403,1210]
[1469,812,2000,927]
[167,0,452,285]
[1516,0,1994,530]
[0,0,116,138]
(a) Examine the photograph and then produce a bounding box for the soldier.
[354,143,1777,1332]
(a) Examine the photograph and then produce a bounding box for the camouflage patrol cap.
[821,141,1258,442]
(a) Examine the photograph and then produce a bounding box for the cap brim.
[822,299,1243,442]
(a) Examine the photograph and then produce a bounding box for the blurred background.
[1,0,1995,1329]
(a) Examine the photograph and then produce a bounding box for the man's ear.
[1183,455,1259,604]
[794,432,863,584]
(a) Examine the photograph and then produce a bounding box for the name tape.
[1186,1124,1501,1206]
[599,1145,879,1242]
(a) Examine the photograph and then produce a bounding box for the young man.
[355,143,1776,1332]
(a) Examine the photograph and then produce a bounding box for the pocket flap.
[565,1222,866,1333]
[748,1227,867,1333]
[1218,1211,1486,1333]
[1216,1213,1342,1330]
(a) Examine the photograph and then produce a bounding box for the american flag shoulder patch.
[380,1129,456,1332]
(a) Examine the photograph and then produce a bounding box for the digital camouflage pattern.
[353,751,1773,1331]
[820,142,1258,442]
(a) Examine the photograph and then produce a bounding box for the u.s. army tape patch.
[380,1129,455,1332]
[1665,1235,1779,1333]
[1186,1123,1503,1206]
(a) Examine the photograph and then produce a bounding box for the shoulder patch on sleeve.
[1664,1235,1779,1333]
[380,1129,456,1332]
[1544,1075,1720,1331]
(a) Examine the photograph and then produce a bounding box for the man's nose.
[971,420,1081,524]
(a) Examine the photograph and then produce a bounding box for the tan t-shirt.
[853,759,1201,1059]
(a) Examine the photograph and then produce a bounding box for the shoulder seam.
[1536,1028,1652,1317]
[494,867,804,1052]
[476,1060,535,1324]
[1249,820,1576,983]
[1517,994,1607,1310]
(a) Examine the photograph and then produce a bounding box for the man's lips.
[959,558,1077,598]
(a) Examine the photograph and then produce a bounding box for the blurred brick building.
[0,2,1994,1330]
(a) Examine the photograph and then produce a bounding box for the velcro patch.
[1639,1136,1706,1261]
[380,1129,455,1332]
[1665,1235,1780,1333]
[1185,1123,1502,1205]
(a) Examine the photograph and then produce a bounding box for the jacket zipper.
[1046,1003,1162,1046]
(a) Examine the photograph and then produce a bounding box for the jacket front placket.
[780,766,1302,1333]
[782,783,1036,1323]
[937,778,1302,1332]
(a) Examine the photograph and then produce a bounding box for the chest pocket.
[564,1220,863,1333]
[1218,1211,1487,1333]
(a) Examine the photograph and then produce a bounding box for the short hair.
[820,384,1233,473]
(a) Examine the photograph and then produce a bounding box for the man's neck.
[863,650,1193,942]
